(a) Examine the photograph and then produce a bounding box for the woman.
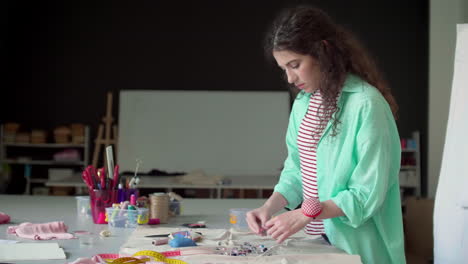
[246,6,406,264]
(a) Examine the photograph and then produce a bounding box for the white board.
[0,243,66,261]
[434,24,468,263]
[118,90,289,176]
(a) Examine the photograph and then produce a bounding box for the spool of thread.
[149,193,170,224]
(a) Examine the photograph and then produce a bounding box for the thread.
[149,193,169,224]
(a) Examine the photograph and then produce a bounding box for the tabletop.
[0,195,360,264]
[0,195,266,263]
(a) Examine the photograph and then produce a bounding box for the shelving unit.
[0,125,90,195]
[2,159,85,165]
[400,131,421,198]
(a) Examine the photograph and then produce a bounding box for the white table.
[0,195,360,264]
[0,195,266,263]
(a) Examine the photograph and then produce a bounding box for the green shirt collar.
[342,74,364,93]
[301,74,363,97]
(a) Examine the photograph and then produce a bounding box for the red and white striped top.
[297,90,331,235]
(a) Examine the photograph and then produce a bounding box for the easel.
[92,92,118,168]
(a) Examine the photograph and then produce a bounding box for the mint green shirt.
[274,75,406,264]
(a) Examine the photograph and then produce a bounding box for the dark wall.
[1,0,428,191]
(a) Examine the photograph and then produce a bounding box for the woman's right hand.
[246,206,272,236]
[246,192,288,236]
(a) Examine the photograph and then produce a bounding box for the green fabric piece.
[274,74,406,264]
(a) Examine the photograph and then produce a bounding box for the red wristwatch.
[301,198,322,219]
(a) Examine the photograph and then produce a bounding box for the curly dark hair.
[265,6,398,138]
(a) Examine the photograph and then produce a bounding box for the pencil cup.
[117,188,139,203]
[90,189,118,224]
[229,208,251,232]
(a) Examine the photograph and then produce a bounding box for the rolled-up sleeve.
[274,104,303,210]
[331,96,400,228]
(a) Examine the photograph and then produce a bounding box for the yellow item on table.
[107,250,188,264]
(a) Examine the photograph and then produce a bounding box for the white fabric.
[434,24,468,264]
[175,254,361,264]
[119,226,361,263]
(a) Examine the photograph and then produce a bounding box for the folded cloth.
[174,169,226,185]
[7,221,75,240]
[0,212,10,224]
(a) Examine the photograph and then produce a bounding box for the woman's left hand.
[264,209,311,243]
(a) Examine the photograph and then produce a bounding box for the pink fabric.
[68,258,99,264]
[0,212,10,224]
[68,255,105,264]
[68,255,165,264]
[7,221,75,240]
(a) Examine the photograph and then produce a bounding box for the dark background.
[0,0,428,195]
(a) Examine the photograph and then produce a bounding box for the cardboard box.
[50,186,74,196]
[404,197,434,263]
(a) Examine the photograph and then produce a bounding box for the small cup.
[169,200,181,216]
[76,233,95,247]
[75,196,91,217]
[229,208,251,232]
[90,189,118,224]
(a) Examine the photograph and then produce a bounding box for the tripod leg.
[92,124,104,168]
[113,125,118,162]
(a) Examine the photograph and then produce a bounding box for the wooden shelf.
[399,131,421,197]
[3,142,85,148]
[30,178,49,183]
[400,183,419,188]
[402,148,417,152]
[0,124,91,195]
[1,159,85,165]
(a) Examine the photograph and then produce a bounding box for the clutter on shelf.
[53,149,81,162]
[31,130,47,144]
[0,123,90,195]
[70,123,85,144]
[53,126,71,144]
[1,122,86,145]
[2,122,20,143]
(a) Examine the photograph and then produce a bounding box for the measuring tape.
[102,250,188,264]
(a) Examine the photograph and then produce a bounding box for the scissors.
[83,165,98,189]
[97,168,106,190]
[110,165,119,190]
[81,170,94,190]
